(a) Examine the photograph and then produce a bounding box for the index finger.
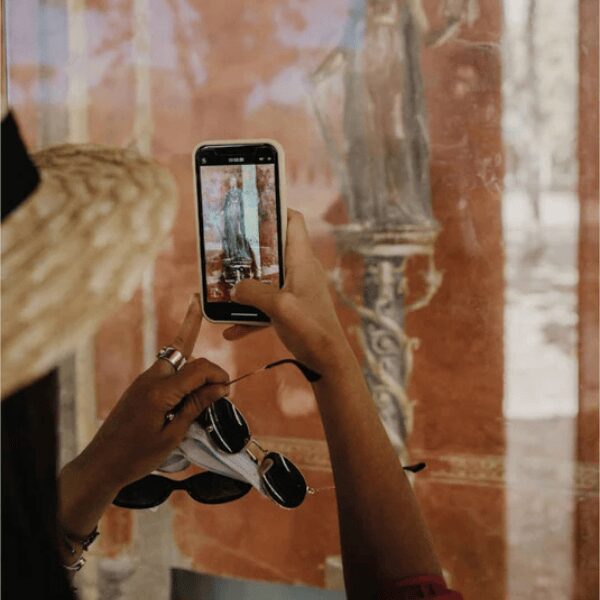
[285,209,314,266]
[153,294,203,376]
[172,293,203,357]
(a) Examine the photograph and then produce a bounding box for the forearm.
[225,209,441,593]
[313,342,441,597]
[57,450,120,565]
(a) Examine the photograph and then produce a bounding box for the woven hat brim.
[1,144,178,398]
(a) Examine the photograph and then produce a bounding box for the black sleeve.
[1,112,40,221]
[1,112,74,599]
[2,371,75,599]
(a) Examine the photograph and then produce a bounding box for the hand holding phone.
[193,140,286,324]
[223,209,350,373]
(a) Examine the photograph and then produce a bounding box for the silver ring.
[157,346,187,372]
[165,411,176,423]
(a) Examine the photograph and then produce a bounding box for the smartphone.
[193,140,286,325]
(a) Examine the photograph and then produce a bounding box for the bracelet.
[63,555,87,572]
[61,525,100,556]
[59,524,100,573]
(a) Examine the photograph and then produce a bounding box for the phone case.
[192,139,287,326]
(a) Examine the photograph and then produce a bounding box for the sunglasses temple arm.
[227,367,267,386]
[265,359,322,382]
[228,359,322,387]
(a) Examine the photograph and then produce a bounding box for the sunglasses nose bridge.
[245,439,267,464]
[170,478,187,492]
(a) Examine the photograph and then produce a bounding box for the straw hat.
[1,143,178,398]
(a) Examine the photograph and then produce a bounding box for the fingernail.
[230,286,238,299]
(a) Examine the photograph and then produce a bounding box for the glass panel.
[502,2,581,597]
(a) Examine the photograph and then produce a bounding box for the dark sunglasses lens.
[186,472,252,504]
[200,398,250,454]
[260,452,307,508]
[113,474,172,509]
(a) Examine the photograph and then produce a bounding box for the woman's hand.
[223,209,350,372]
[58,294,228,543]
[76,295,228,489]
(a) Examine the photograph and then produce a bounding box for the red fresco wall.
[408,3,505,596]
[3,0,504,593]
[147,2,505,594]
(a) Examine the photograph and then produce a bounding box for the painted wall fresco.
[5,1,598,599]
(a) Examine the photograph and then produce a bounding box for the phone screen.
[195,143,284,323]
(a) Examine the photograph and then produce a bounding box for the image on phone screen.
[198,154,281,306]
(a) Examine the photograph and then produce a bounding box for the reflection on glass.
[502,1,580,597]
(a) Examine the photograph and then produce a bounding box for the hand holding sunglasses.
[183,358,320,509]
[114,358,426,511]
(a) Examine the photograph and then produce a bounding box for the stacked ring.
[157,346,187,427]
[157,346,187,372]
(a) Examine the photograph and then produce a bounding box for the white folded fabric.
[157,422,265,494]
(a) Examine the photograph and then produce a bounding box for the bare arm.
[312,345,441,596]
[226,210,441,598]
[57,296,229,569]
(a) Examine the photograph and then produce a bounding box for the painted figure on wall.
[222,176,252,262]
[222,176,256,284]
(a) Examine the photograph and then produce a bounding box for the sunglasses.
[113,471,252,509]
[115,359,426,511]
[196,359,321,509]
[197,361,427,508]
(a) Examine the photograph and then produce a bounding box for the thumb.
[177,382,229,427]
[231,279,280,316]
